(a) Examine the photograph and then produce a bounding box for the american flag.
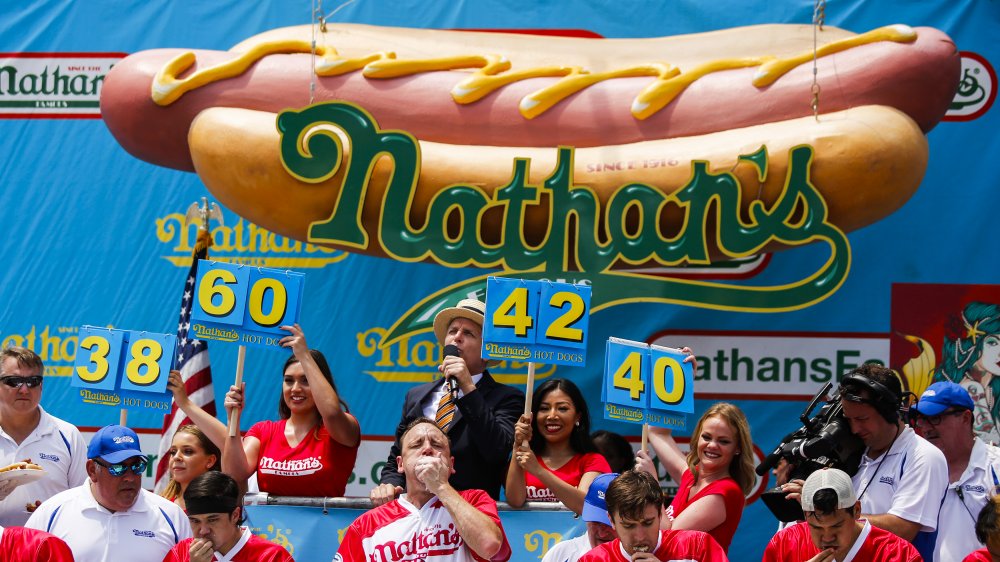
[154,229,217,492]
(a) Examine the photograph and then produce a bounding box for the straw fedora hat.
[432,299,501,368]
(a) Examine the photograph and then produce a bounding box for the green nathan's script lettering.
[277,102,851,316]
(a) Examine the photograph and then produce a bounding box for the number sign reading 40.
[190,261,305,349]
[482,277,591,367]
[71,326,176,412]
[602,338,694,429]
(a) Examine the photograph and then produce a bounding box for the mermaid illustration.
[934,301,1000,444]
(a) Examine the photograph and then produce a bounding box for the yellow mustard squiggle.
[152,24,917,120]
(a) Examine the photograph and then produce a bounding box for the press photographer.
[764,364,948,559]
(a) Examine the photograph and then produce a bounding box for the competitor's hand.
[166,370,189,405]
[806,548,836,562]
[630,545,661,561]
[414,453,453,495]
[634,449,656,477]
[369,483,403,507]
[189,537,215,562]
[439,354,474,393]
[224,382,246,416]
[279,323,309,359]
[513,413,532,449]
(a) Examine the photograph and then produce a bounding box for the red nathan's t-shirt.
[964,548,993,562]
[0,527,75,562]
[578,529,728,562]
[163,534,294,562]
[524,452,611,501]
[763,521,922,562]
[665,469,744,552]
[246,418,359,497]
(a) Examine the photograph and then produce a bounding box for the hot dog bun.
[188,104,927,264]
[101,23,958,172]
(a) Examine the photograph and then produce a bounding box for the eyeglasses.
[914,409,966,426]
[0,375,43,389]
[94,458,147,477]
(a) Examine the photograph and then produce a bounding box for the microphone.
[442,344,460,394]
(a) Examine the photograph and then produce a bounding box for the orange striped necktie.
[435,387,456,432]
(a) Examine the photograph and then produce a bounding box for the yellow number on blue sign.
[613,351,646,401]
[544,291,585,343]
[493,286,534,338]
[125,338,163,386]
[652,355,685,405]
[76,334,112,384]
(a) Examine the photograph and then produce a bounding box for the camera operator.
[912,381,1000,561]
[784,364,947,558]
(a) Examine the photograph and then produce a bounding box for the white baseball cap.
[801,468,856,512]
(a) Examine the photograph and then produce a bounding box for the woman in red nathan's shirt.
[636,398,754,553]
[222,324,360,497]
[505,378,611,514]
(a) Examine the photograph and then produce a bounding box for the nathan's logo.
[0,53,122,117]
[605,403,645,423]
[156,212,348,268]
[191,324,238,342]
[1,324,82,376]
[278,103,851,346]
[484,343,531,361]
[524,530,563,559]
[945,52,996,122]
[357,327,555,385]
[80,389,120,406]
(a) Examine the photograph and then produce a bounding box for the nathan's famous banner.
[1,2,997,559]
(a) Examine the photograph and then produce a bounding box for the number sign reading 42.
[190,260,305,349]
[482,277,591,367]
[71,326,175,412]
[602,338,694,429]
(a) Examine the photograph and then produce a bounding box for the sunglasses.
[95,458,148,477]
[914,409,966,426]
[0,375,43,389]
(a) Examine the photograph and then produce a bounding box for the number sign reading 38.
[601,338,694,429]
[190,260,305,349]
[71,326,176,412]
[482,277,591,367]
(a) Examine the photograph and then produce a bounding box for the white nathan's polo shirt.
[24,480,191,562]
[0,407,88,526]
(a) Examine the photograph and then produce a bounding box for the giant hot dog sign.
[100,22,959,342]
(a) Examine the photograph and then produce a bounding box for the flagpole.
[228,345,246,437]
[119,408,127,427]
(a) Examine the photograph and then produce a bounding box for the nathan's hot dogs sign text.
[100,22,961,343]
[72,326,176,412]
[482,277,591,366]
[189,261,305,349]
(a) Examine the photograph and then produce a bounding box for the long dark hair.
[278,349,350,419]
[529,378,597,455]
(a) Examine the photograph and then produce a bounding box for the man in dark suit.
[370,299,524,505]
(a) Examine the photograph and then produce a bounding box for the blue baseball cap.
[914,381,975,417]
[87,425,147,464]
[582,473,618,525]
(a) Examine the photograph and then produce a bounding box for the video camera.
[755,382,865,522]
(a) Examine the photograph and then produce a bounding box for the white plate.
[0,468,45,489]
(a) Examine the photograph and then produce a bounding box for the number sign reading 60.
[482,277,591,367]
[71,326,176,412]
[190,261,305,349]
[601,338,694,429]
